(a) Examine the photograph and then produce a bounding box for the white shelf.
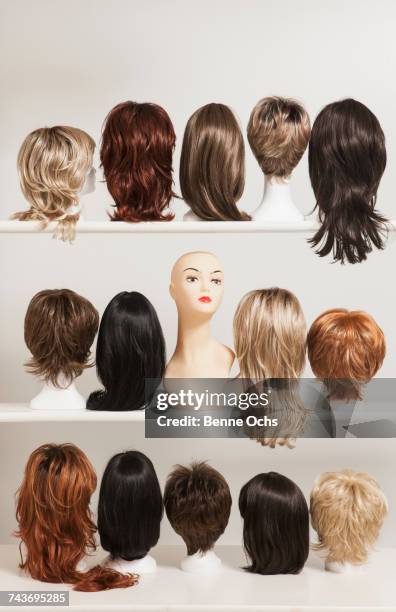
[0,545,394,611]
[0,404,144,422]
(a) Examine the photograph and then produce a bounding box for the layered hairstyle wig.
[15,443,138,591]
[24,289,99,388]
[164,461,232,555]
[179,103,250,221]
[308,98,388,264]
[87,291,166,411]
[239,472,309,574]
[14,126,95,242]
[98,451,163,561]
[310,470,388,565]
[100,101,176,222]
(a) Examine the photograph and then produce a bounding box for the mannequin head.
[164,461,232,555]
[307,308,385,400]
[14,126,95,241]
[247,97,310,180]
[24,289,99,388]
[308,98,387,264]
[100,101,176,222]
[180,103,250,220]
[98,451,163,561]
[310,470,388,566]
[239,472,309,574]
[87,291,165,411]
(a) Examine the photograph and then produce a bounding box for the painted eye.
[186,276,199,283]
[211,278,222,285]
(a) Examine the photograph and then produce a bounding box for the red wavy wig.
[100,101,176,222]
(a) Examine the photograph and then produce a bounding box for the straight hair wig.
[100,101,176,222]
[13,126,95,242]
[247,96,310,178]
[164,461,232,555]
[15,443,138,591]
[307,308,386,400]
[239,472,309,574]
[87,291,166,411]
[308,98,388,264]
[310,470,388,565]
[24,289,99,388]
[98,451,163,561]
[179,103,250,221]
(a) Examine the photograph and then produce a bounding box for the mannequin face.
[170,252,224,317]
[80,166,96,195]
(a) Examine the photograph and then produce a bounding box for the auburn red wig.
[15,443,138,592]
[100,101,176,222]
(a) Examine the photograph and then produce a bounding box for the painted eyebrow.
[211,270,223,274]
[183,267,200,272]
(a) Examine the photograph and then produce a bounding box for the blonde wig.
[247,97,310,179]
[13,126,95,241]
[310,470,388,565]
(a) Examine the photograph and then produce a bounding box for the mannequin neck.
[105,554,157,574]
[175,311,213,358]
[30,378,85,410]
[253,176,303,222]
[181,549,222,574]
[325,559,363,574]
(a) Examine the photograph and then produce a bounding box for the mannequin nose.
[200,278,209,292]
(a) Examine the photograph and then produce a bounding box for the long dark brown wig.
[100,101,176,222]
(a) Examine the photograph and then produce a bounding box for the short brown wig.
[164,461,232,555]
[24,289,99,387]
[307,308,386,400]
[247,97,310,178]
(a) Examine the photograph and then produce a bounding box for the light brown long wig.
[15,443,138,591]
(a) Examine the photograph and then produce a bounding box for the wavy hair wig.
[15,443,138,591]
[239,472,309,574]
[100,101,176,222]
[164,461,232,555]
[24,289,99,388]
[180,103,250,220]
[87,291,165,411]
[310,469,388,565]
[98,451,163,561]
[13,126,95,242]
[308,98,388,264]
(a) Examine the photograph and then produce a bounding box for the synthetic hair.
[164,461,232,555]
[310,470,388,565]
[239,472,309,575]
[307,308,386,400]
[13,126,95,242]
[100,101,176,222]
[179,103,250,221]
[24,289,99,388]
[98,451,163,561]
[308,98,388,264]
[247,96,310,178]
[15,443,138,591]
[86,291,166,411]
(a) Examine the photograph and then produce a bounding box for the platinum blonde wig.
[310,469,388,565]
[14,126,95,241]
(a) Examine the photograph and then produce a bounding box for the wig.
[310,470,388,565]
[86,291,166,411]
[308,98,388,264]
[164,461,232,555]
[247,96,310,178]
[100,101,176,222]
[24,289,99,388]
[15,443,138,591]
[307,308,386,400]
[239,472,309,575]
[13,126,95,242]
[98,451,163,561]
[179,103,250,221]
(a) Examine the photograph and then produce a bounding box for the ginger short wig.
[164,461,232,555]
[239,472,309,574]
[179,103,250,221]
[308,98,388,264]
[307,308,385,400]
[100,101,176,222]
[15,443,137,591]
[24,289,99,388]
[247,96,310,178]
[14,126,95,242]
[310,470,388,565]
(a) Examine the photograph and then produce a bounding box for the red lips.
[199,296,212,303]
